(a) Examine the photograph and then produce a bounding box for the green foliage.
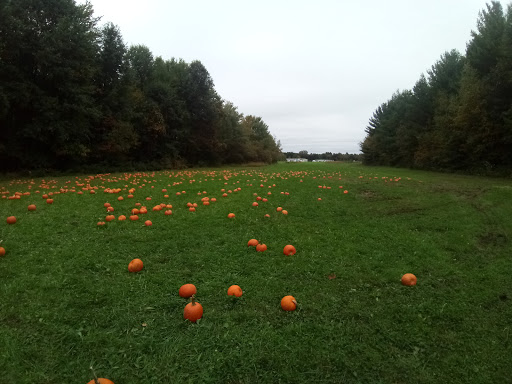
[361,1,512,174]
[0,0,283,171]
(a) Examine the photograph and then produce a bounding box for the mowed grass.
[0,162,511,384]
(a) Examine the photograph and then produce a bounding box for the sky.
[79,0,508,154]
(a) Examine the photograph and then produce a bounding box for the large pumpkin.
[86,379,114,384]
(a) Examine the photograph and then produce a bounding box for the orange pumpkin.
[0,247,5,257]
[401,273,417,286]
[118,215,126,221]
[276,207,283,212]
[144,220,152,226]
[256,243,267,252]
[227,213,235,218]
[46,198,53,204]
[129,215,139,221]
[227,285,243,297]
[128,258,143,272]
[28,204,37,211]
[179,284,197,298]
[283,245,296,256]
[164,210,172,215]
[282,210,288,215]
[281,295,297,311]
[6,216,16,225]
[86,379,114,384]
[247,239,259,247]
[184,296,203,323]
[105,215,115,222]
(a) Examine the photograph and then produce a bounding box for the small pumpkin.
[247,239,259,247]
[144,220,152,226]
[6,216,16,225]
[179,284,197,298]
[0,247,5,257]
[283,245,296,256]
[281,295,297,311]
[401,273,417,286]
[46,198,54,204]
[28,204,37,211]
[256,243,267,252]
[227,213,235,218]
[227,285,243,297]
[184,296,203,323]
[128,258,143,273]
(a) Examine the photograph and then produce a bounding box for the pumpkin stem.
[190,294,196,306]
[292,300,297,305]
[89,366,100,384]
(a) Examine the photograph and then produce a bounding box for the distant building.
[312,159,334,162]
[286,158,308,162]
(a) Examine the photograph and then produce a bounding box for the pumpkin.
[256,243,267,252]
[86,379,114,384]
[281,295,297,311]
[105,215,115,222]
[164,210,172,215]
[28,204,37,211]
[128,258,143,273]
[118,215,126,221]
[46,198,54,204]
[107,207,114,212]
[144,220,152,226]
[252,202,258,207]
[227,285,243,297]
[104,203,111,208]
[401,273,417,286]
[227,213,235,218]
[184,296,203,323]
[276,207,283,212]
[179,284,197,298]
[6,216,16,225]
[282,210,288,215]
[247,239,259,247]
[0,247,5,257]
[130,215,139,221]
[283,245,296,256]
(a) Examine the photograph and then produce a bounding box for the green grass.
[1,162,511,383]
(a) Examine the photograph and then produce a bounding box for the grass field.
[1,162,511,383]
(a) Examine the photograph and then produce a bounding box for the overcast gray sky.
[80,0,507,153]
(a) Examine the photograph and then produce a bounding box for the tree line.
[284,151,362,162]
[0,0,284,172]
[360,1,512,174]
